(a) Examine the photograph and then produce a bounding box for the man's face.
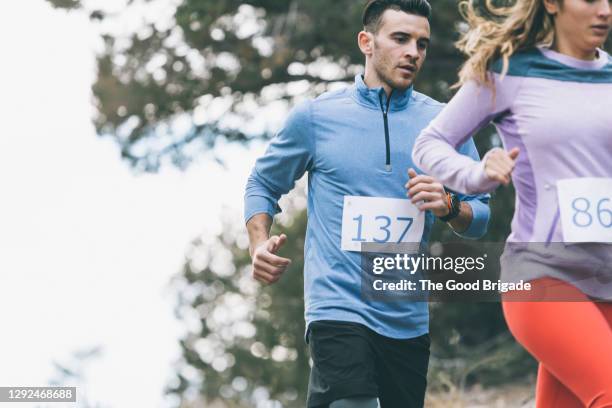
[367,10,430,90]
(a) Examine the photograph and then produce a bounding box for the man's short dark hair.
[362,0,432,33]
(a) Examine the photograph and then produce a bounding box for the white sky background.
[0,1,266,407]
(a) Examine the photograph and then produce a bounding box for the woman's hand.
[484,147,520,186]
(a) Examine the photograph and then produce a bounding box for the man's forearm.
[246,213,273,256]
[447,202,473,234]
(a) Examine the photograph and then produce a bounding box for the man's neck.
[363,70,393,97]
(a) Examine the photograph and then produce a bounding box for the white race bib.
[341,196,425,252]
[557,178,612,243]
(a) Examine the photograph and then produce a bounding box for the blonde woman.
[411,0,612,406]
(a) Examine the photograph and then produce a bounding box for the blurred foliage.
[47,0,610,172]
[46,0,81,10]
[170,202,309,407]
[46,0,468,171]
[47,346,108,408]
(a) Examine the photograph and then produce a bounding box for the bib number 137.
[557,178,612,243]
[352,215,415,243]
[341,196,425,252]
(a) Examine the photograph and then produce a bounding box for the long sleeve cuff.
[456,198,490,239]
[244,195,280,224]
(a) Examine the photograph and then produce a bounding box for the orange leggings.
[503,278,612,408]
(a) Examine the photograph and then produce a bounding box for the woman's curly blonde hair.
[454,0,557,88]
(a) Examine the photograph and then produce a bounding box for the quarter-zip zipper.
[378,90,394,172]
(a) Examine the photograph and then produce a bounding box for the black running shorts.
[306,320,430,408]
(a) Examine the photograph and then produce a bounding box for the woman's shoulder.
[490,47,612,84]
[489,47,542,77]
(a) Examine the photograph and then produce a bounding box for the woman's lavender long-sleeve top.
[412,47,612,244]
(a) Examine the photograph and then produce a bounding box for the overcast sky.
[0,1,263,406]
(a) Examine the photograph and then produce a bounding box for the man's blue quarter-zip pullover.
[245,75,490,339]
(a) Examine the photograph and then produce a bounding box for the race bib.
[557,178,612,243]
[341,196,425,252]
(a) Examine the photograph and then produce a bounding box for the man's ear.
[358,30,374,56]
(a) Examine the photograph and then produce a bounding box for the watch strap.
[438,192,461,222]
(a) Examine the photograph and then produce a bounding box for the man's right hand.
[250,234,291,285]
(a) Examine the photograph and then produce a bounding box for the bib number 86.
[572,198,612,228]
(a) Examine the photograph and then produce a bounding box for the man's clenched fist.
[251,234,291,285]
[405,168,450,218]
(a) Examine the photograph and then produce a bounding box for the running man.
[412,0,612,406]
[245,1,491,407]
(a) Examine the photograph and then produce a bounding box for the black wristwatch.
[438,192,461,222]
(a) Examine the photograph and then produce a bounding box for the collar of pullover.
[353,74,413,112]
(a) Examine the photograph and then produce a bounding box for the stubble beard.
[373,55,415,92]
